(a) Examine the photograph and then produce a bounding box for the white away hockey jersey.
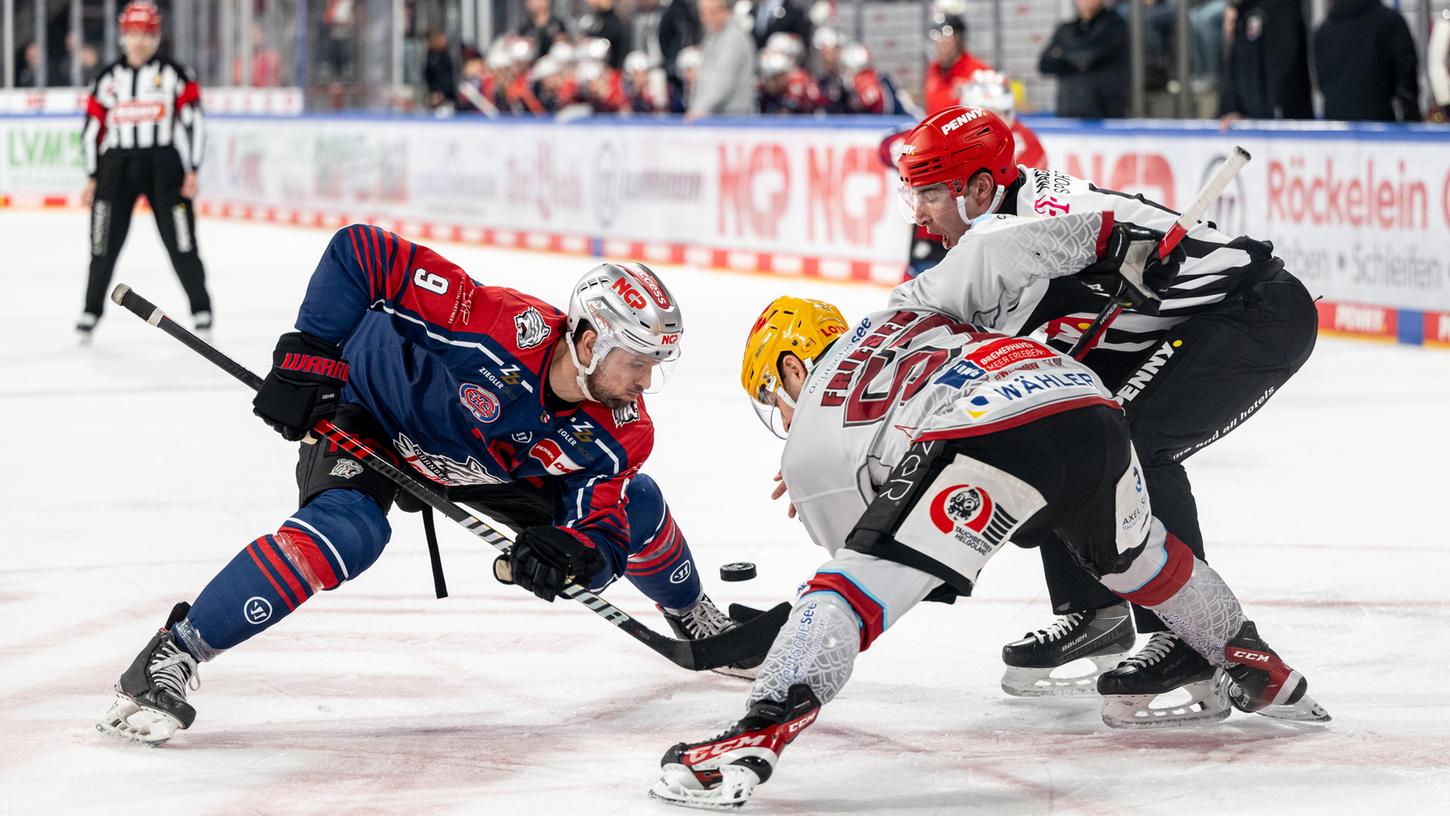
[781,211,1121,555]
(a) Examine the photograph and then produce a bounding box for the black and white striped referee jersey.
[82,55,205,177]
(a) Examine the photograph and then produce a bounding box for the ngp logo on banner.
[717,139,890,249]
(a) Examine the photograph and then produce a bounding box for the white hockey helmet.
[958,69,1015,123]
[566,262,684,396]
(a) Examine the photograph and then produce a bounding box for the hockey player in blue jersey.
[99,225,747,744]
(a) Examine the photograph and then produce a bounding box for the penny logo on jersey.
[458,383,501,423]
[928,483,1018,555]
[514,307,551,349]
[528,439,584,475]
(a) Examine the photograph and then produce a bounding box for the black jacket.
[517,15,568,61]
[581,8,632,70]
[1314,0,1421,122]
[424,48,456,104]
[1039,10,1130,118]
[658,0,702,79]
[1218,0,1313,119]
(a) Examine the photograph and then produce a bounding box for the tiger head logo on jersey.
[514,307,551,349]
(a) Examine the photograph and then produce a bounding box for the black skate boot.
[75,312,98,346]
[1221,620,1329,722]
[649,684,821,810]
[97,602,201,745]
[1096,631,1228,728]
[662,594,764,680]
[1000,602,1135,697]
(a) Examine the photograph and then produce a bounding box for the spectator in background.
[840,42,889,114]
[519,0,568,59]
[813,27,847,113]
[687,0,756,119]
[1314,0,1421,122]
[923,13,990,114]
[17,41,43,87]
[1218,0,1312,128]
[624,51,670,112]
[581,0,631,70]
[321,0,356,82]
[757,47,821,114]
[233,23,283,86]
[659,0,702,88]
[456,50,499,114]
[424,29,457,110]
[1038,0,1129,118]
[747,0,813,52]
[673,44,703,112]
[634,0,667,68]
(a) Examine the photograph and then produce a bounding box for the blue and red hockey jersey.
[293,224,653,553]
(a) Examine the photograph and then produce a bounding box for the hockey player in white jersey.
[647,211,1322,810]
[896,106,1319,726]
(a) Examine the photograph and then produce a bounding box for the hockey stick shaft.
[1069,146,1251,361]
[109,284,787,671]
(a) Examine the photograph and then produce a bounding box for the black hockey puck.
[719,562,757,582]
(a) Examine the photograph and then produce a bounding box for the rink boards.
[2,111,1447,346]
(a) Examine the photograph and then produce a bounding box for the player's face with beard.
[586,347,658,410]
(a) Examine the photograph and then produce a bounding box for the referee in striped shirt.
[77,1,211,343]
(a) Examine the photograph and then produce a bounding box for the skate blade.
[710,665,760,681]
[96,693,182,746]
[1258,693,1331,724]
[1001,652,1127,698]
[648,764,758,810]
[1100,680,1231,729]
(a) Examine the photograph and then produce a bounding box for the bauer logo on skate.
[458,383,501,423]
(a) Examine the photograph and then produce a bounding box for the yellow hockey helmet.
[740,296,849,409]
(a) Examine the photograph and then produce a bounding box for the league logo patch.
[511,431,533,444]
[244,596,273,625]
[329,460,364,480]
[935,359,987,389]
[459,383,501,423]
[514,307,551,349]
[928,483,1018,554]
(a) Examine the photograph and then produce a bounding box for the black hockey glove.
[502,526,606,602]
[1080,223,1187,315]
[252,331,349,441]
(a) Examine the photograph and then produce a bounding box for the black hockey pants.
[1036,264,1319,632]
[83,148,210,319]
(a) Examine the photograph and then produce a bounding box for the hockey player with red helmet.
[648,208,1323,807]
[895,106,1320,727]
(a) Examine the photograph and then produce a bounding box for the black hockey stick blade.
[110,283,787,671]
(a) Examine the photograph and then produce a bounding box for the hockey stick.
[1068,146,1252,361]
[109,284,789,672]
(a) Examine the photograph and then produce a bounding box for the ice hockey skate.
[649,684,820,810]
[662,594,763,679]
[1000,602,1135,697]
[96,603,200,745]
[1221,621,1330,723]
[1097,632,1229,728]
[75,312,98,346]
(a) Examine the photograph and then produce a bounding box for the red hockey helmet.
[898,105,1017,193]
[118,1,162,35]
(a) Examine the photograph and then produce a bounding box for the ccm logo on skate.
[1229,649,1271,663]
[684,734,770,764]
[244,596,273,625]
[459,383,501,423]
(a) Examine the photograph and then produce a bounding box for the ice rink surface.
[2,211,1448,816]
